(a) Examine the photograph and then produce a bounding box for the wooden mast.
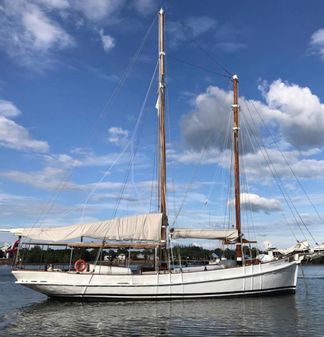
[158,8,168,264]
[232,74,242,265]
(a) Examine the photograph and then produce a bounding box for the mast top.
[159,8,164,14]
[232,74,239,81]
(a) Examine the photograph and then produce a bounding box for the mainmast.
[158,9,168,258]
[232,74,242,265]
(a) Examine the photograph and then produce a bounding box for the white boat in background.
[2,9,301,300]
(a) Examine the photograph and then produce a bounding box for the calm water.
[1,265,324,337]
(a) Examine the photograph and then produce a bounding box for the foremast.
[232,74,243,265]
[158,8,168,266]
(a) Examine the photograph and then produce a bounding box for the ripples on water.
[1,265,324,337]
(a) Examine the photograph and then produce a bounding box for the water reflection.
[3,295,302,337]
[2,266,324,337]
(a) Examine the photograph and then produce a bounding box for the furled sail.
[4,213,163,243]
[171,228,238,241]
[275,240,310,256]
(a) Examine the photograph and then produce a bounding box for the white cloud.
[34,0,70,9]
[171,144,324,180]
[0,0,124,69]
[310,28,324,60]
[0,100,21,118]
[0,167,76,191]
[242,148,324,179]
[185,16,217,38]
[0,0,74,68]
[167,16,246,52]
[72,0,124,21]
[42,153,81,168]
[99,29,115,52]
[108,127,129,146]
[181,85,272,152]
[239,193,282,214]
[262,80,324,148]
[182,80,324,154]
[42,148,142,168]
[133,0,158,16]
[0,99,49,152]
[21,4,73,51]
[167,16,216,47]
[0,163,154,194]
[181,86,232,151]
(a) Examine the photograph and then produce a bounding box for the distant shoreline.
[0,259,10,265]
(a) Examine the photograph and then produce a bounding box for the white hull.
[13,259,299,300]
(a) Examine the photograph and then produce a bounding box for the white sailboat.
[3,9,300,300]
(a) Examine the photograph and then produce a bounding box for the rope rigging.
[241,97,318,245]
[26,14,159,233]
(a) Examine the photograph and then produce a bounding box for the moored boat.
[3,8,301,300]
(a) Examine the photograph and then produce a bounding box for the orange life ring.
[74,259,87,272]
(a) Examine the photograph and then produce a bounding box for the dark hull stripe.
[46,286,296,301]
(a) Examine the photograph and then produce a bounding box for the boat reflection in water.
[3,294,305,337]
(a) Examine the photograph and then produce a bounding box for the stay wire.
[171,131,218,228]
[245,99,318,244]
[168,54,231,79]
[242,99,315,244]
[91,61,159,273]
[193,41,233,77]
[249,98,323,242]
[110,60,159,222]
[26,13,159,239]
[241,100,308,241]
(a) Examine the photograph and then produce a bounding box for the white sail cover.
[275,240,310,255]
[4,213,163,243]
[171,228,238,241]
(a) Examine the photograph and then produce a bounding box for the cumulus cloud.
[99,29,115,52]
[239,193,282,214]
[181,79,324,155]
[261,80,324,149]
[242,148,324,179]
[310,28,324,60]
[0,0,124,69]
[181,86,272,152]
[0,100,21,118]
[181,86,234,151]
[108,127,129,146]
[0,99,49,152]
[170,138,324,180]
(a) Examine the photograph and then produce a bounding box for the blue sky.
[1,0,324,249]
